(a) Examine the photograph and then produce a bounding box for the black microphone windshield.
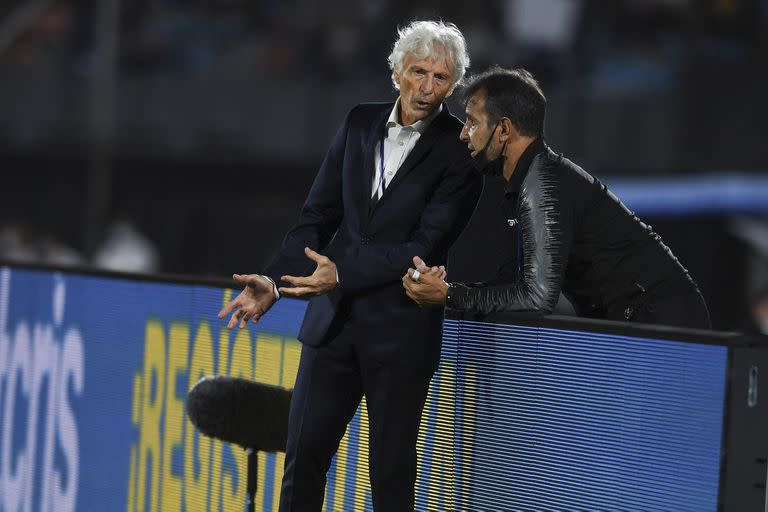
[187,376,292,451]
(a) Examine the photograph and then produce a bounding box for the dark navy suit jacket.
[264,102,481,363]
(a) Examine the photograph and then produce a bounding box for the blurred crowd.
[1,0,766,89]
[0,218,159,273]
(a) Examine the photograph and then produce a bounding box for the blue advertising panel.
[0,265,729,511]
[455,320,728,511]
[0,266,468,511]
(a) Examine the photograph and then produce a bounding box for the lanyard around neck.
[378,135,386,197]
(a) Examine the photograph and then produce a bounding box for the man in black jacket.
[403,66,710,329]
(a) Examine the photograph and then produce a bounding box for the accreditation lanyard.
[377,136,386,198]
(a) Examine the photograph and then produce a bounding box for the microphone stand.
[247,448,258,512]
[186,376,292,512]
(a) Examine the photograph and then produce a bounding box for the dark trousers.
[278,320,435,512]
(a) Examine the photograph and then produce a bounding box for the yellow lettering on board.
[427,364,455,511]
[208,324,232,511]
[127,372,143,512]
[281,338,301,387]
[253,332,283,511]
[126,445,137,512]
[137,320,166,512]
[269,338,301,511]
[332,422,353,511]
[131,371,143,425]
[416,383,432,486]
[352,398,370,511]
[254,332,282,385]
[160,323,189,512]
[220,328,253,511]
[184,322,214,512]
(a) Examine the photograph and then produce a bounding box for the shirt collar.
[386,98,443,134]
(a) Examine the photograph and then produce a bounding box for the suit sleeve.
[262,110,350,282]
[334,153,482,293]
[446,163,573,314]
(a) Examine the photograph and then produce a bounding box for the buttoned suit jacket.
[264,101,481,364]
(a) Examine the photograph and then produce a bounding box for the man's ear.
[393,70,401,87]
[499,118,521,142]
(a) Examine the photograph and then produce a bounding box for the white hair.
[387,20,469,90]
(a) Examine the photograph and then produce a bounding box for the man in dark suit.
[218,21,482,511]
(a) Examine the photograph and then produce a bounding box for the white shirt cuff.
[261,275,280,300]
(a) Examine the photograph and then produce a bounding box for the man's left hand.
[279,247,338,297]
[402,256,449,306]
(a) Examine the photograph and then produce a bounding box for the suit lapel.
[370,105,451,214]
[357,106,391,223]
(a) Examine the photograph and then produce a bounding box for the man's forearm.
[445,281,554,314]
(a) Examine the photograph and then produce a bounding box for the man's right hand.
[402,256,449,305]
[412,256,447,281]
[218,274,277,329]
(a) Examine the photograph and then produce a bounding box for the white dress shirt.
[371,99,443,200]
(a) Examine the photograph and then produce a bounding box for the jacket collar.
[505,137,546,196]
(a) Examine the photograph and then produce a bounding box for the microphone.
[187,376,292,452]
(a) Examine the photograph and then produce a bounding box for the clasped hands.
[218,247,337,329]
[402,256,449,306]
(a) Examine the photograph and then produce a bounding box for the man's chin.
[402,104,436,125]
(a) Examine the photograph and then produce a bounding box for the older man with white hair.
[218,20,481,511]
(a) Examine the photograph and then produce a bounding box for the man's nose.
[459,124,469,142]
[420,75,434,94]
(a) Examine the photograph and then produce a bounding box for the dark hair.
[460,66,546,137]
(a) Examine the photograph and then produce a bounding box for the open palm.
[218,274,276,329]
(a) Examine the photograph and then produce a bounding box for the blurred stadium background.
[1,0,768,332]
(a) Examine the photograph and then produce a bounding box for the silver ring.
[411,269,421,282]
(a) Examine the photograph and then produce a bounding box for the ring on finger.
[411,269,421,282]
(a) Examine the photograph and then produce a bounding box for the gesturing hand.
[218,274,277,329]
[279,247,338,297]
